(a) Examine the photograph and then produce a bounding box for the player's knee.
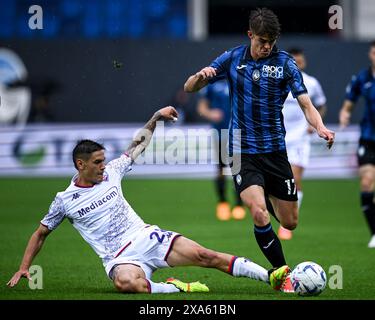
[239,193,252,208]
[283,222,297,230]
[114,274,140,293]
[282,216,298,230]
[250,206,269,225]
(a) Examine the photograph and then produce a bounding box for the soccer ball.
[290,261,327,296]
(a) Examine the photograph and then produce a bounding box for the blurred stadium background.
[1,0,375,300]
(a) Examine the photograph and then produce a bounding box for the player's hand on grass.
[156,106,179,122]
[7,269,32,288]
[317,126,335,149]
[195,67,217,80]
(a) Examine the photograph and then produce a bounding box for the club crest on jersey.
[236,174,242,185]
[252,69,260,81]
[262,65,283,79]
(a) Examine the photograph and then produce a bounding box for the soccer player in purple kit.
[8,106,289,294]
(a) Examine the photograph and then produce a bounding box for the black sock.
[360,192,375,235]
[265,196,280,223]
[254,223,286,268]
[215,176,226,202]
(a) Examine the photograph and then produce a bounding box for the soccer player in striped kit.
[339,41,375,248]
[184,8,334,292]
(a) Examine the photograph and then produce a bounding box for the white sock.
[231,257,269,282]
[297,190,303,209]
[147,279,180,293]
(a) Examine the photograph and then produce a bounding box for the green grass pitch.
[1,177,374,300]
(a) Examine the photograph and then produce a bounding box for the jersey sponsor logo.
[77,186,118,217]
[236,64,247,70]
[252,69,260,81]
[262,65,283,79]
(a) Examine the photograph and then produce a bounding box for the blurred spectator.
[0,0,187,39]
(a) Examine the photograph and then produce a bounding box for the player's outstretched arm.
[126,106,178,161]
[297,93,335,149]
[184,67,217,92]
[339,99,354,129]
[7,224,51,288]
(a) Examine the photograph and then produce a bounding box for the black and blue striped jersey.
[209,45,307,155]
[345,67,375,142]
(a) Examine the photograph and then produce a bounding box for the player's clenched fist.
[317,126,335,149]
[156,106,178,122]
[195,67,217,80]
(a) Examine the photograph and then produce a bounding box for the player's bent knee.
[250,207,269,225]
[114,274,140,293]
[282,222,297,231]
[282,217,298,230]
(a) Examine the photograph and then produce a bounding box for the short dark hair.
[287,47,304,56]
[370,40,375,48]
[249,8,281,40]
[72,139,105,170]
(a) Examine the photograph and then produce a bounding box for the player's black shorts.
[357,138,375,166]
[231,151,298,201]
